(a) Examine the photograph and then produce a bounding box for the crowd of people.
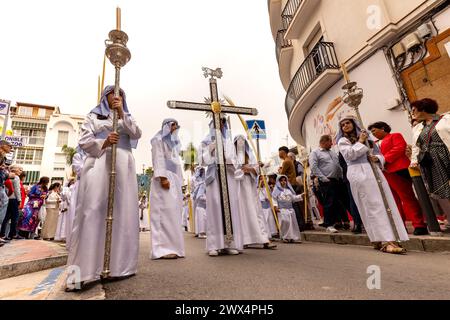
[2,87,447,291]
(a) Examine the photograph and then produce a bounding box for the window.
[14,128,46,145]
[37,108,46,118]
[19,107,33,117]
[14,148,43,165]
[57,131,69,147]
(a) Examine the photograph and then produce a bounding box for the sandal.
[372,242,382,250]
[161,254,178,259]
[380,243,406,254]
[263,242,277,249]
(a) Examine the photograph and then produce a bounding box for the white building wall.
[302,50,411,149]
[40,114,83,183]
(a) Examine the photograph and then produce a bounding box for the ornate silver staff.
[340,65,400,242]
[102,7,131,279]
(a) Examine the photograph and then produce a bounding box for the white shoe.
[326,226,338,233]
[208,250,219,256]
[224,248,239,255]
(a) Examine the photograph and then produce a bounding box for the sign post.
[0,99,11,140]
[245,120,266,161]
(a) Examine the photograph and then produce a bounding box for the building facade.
[268,0,450,149]
[8,102,85,185]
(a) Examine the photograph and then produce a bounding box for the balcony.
[283,0,321,40]
[276,28,293,90]
[276,29,292,62]
[281,0,302,30]
[285,42,341,144]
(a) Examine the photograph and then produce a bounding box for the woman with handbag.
[410,98,450,201]
[17,177,50,239]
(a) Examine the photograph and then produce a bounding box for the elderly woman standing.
[410,98,450,202]
[337,117,409,254]
[42,183,61,241]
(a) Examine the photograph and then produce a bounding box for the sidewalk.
[299,228,450,252]
[0,239,68,280]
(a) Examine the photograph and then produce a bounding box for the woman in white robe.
[65,149,87,249]
[337,117,409,254]
[67,86,142,287]
[149,119,185,260]
[54,182,73,242]
[233,135,274,249]
[272,175,302,242]
[192,167,207,239]
[201,117,243,256]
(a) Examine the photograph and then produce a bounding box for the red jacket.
[4,179,14,197]
[20,181,26,209]
[380,133,411,173]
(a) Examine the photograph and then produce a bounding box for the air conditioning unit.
[417,23,432,39]
[392,42,406,59]
[402,33,422,52]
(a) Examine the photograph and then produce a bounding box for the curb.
[301,231,450,252]
[0,254,68,281]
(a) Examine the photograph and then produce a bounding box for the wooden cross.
[167,67,257,244]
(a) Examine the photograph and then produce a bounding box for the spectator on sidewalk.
[309,135,349,233]
[279,146,305,231]
[0,141,11,244]
[0,166,23,240]
[369,121,428,235]
[17,177,49,239]
[410,98,450,202]
[42,183,62,241]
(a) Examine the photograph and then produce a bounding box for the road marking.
[29,267,64,296]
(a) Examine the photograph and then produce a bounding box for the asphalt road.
[103,232,450,300]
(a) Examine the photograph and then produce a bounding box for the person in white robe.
[66,86,142,289]
[272,175,302,243]
[181,195,189,231]
[192,166,207,239]
[234,135,275,249]
[337,116,409,254]
[54,180,74,242]
[258,175,278,238]
[139,194,150,232]
[150,118,185,260]
[65,148,87,250]
[201,117,243,256]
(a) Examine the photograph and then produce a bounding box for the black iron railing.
[285,42,340,117]
[276,29,292,62]
[281,0,302,30]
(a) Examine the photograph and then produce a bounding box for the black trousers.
[318,179,348,227]
[0,199,19,238]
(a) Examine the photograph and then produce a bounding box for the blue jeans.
[0,188,8,232]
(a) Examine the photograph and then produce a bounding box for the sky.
[0,0,290,172]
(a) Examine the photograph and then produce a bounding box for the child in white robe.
[258,175,278,238]
[272,175,302,243]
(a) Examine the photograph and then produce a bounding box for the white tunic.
[338,138,409,242]
[202,138,243,252]
[67,112,142,282]
[272,189,301,241]
[149,133,185,259]
[55,186,71,241]
[65,152,86,249]
[259,187,278,236]
[139,197,150,231]
[235,169,269,245]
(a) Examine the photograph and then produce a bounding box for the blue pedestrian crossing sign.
[246,120,266,140]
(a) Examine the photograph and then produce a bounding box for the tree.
[145,167,154,177]
[61,145,77,165]
[180,142,197,172]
